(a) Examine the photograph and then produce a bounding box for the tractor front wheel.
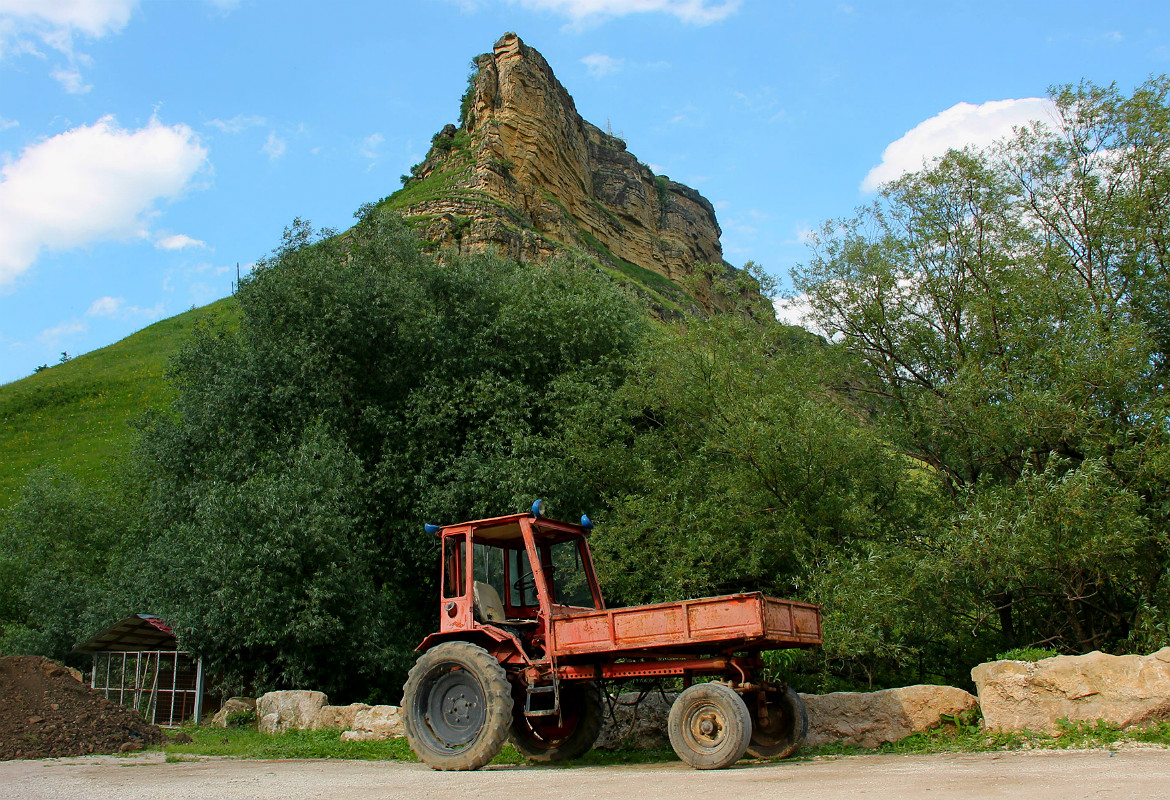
[667,682,752,769]
[402,641,513,770]
[746,685,808,759]
[510,680,604,762]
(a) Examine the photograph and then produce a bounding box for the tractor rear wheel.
[667,682,752,769]
[402,641,513,771]
[510,680,604,762]
[746,685,808,759]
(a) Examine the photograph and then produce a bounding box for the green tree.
[560,313,950,689]
[133,208,646,699]
[793,77,1170,655]
[0,469,129,661]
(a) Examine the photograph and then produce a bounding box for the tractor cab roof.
[427,511,592,544]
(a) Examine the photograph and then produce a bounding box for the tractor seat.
[473,581,507,622]
[473,581,538,627]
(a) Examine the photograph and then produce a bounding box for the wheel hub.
[425,669,486,747]
[687,705,725,748]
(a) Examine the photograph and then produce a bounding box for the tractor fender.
[415,626,530,667]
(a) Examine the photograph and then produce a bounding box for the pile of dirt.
[0,655,164,760]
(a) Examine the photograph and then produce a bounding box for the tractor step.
[524,683,560,717]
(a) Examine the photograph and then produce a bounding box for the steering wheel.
[512,565,554,594]
[513,571,536,593]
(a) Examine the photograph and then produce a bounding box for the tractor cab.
[430,504,604,653]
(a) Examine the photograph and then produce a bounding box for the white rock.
[351,705,406,739]
[314,703,372,731]
[801,685,978,749]
[256,690,328,734]
[972,647,1170,735]
[211,696,257,728]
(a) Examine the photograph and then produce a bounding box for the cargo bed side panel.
[552,593,821,657]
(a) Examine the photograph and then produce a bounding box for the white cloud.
[784,222,815,246]
[0,0,138,39]
[360,132,383,160]
[0,114,209,289]
[207,114,266,133]
[862,97,1056,191]
[39,318,86,344]
[51,65,91,93]
[86,295,122,316]
[773,293,815,330]
[0,116,17,131]
[155,233,206,250]
[261,130,286,161]
[0,0,137,86]
[581,53,622,77]
[86,294,164,319]
[508,0,739,25]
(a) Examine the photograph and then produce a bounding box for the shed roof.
[73,614,178,654]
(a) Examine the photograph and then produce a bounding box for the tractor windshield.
[547,536,595,608]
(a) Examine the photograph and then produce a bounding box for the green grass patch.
[159,717,1170,768]
[0,298,238,505]
[164,726,418,761]
[380,162,476,212]
[160,725,679,767]
[995,647,1060,662]
[575,230,689,307]
[795,718,1170,761]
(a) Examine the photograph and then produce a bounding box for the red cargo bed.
[550,592,822,657]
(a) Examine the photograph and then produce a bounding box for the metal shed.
[74,614,207,726]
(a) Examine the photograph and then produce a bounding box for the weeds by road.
[160,718,1170,767]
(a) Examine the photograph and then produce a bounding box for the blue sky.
[0,0,1167,384]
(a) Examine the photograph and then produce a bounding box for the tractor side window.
[442,535,465,598]
[508,547,538,608]
[472,543,506,599]
[550,537,595,608]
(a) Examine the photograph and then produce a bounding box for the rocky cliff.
[381,33,728,313]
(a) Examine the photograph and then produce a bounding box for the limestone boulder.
[596,691,677,750]
[257,690,328,734]
[343,705,406,740]
[340,730,387,742]
[211,696,257,728]
[972,647,1170,735]
[313,703,372,731]
[801,685,979,749]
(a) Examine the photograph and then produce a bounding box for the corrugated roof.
[73,614,179,654]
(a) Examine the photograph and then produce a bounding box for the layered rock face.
[389,33,726,311]
[972,647,1170,735]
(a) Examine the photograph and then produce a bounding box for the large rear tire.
[510,680,604,762]
[402,641,513,771]
[746,685,808,759]
[667,682,752,769]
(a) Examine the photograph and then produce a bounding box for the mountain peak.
[383,33,727,313]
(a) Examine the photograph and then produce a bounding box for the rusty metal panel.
[552,592,822,656]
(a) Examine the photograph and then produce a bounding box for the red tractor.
[402,501,822,770]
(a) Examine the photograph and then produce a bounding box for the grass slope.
[0,299,237,505]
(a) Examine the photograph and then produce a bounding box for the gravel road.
[3,749,1168,800]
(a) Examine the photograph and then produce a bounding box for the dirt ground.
[2,749,1168,800]
[0,656,164,760]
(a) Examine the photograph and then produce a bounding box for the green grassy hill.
[0,299,237,505]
